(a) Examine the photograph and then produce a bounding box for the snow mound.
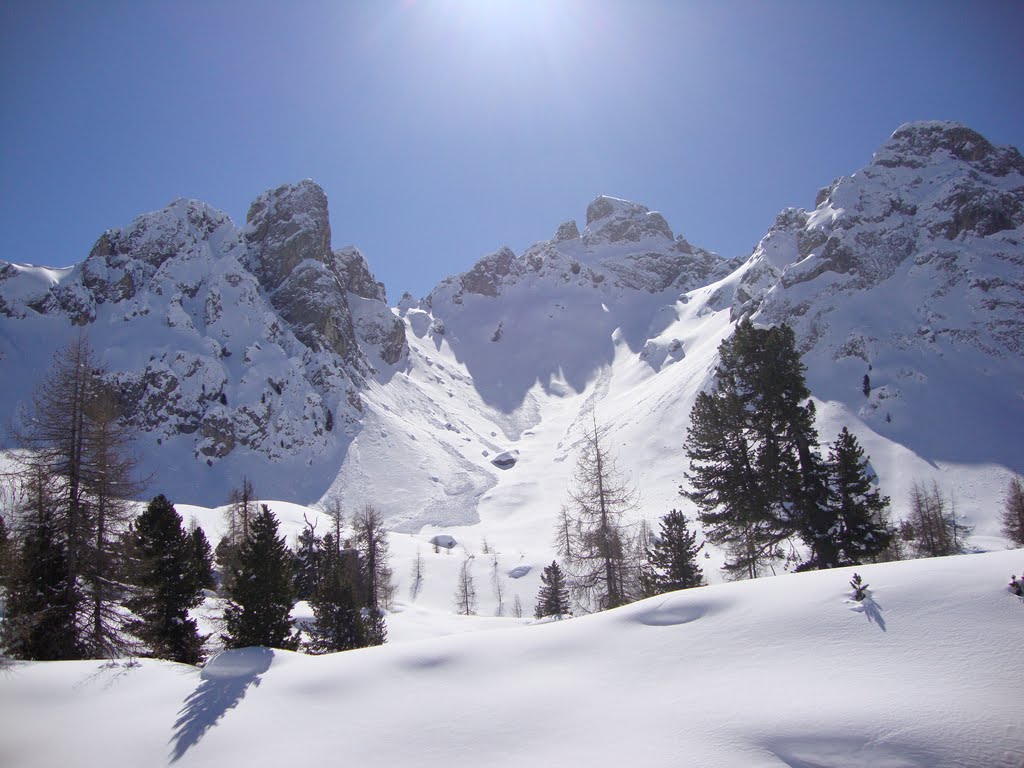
[625,594,718,627]
[200,647,274,681]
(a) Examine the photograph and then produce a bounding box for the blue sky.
[2,0,1022,300]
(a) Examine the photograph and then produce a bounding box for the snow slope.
[2,549,1021,767]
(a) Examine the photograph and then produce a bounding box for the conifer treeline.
[0,336,389,664]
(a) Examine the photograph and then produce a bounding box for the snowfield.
[2,549,1022,767]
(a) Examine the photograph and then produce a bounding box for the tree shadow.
[849,594,887,632]
[169,647,273,762]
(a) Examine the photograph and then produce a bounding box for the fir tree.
[802,428,894,569]
[849,572,869,601]
[293,520,323,601]
[306,546,375,653]
[683,320,825,579]
[644,510,705,594]
[187,525,216,591]
[223,505,298,649]
[534,561,571,618]
[125,495,206,664]
[3,514,80,660]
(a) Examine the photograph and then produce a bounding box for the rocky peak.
[334,246,387,302]
[582,196,674,245]
[244,180,332,291]
[872,121,1024,177]
[553,219,580,243]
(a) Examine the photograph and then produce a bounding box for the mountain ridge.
[1,121,1021,551]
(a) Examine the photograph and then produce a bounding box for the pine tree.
[125,495,206,664]
[306,545,372,653]
[645,510,705,594]
[187,524,216,592]
[1000,476,1024,547]
[293,519,323,601]
[801,428,893,569]
[534,561,571,618]
[557,415,639,612]
[223,505,298,649]
[2,514,80,660]
[683,320,825,579]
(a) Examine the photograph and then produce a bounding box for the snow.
[2,550,1021,766]
[1,123,1023,764]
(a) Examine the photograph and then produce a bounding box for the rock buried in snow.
[429,534,457,550]
[490,450,518,469]
[508,565,531,579]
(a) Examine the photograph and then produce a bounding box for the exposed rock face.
[0,180,406,483]
[730,120,1024,360]
[583,195,674,245]
[553,219,580,243]
[244,181,363,364]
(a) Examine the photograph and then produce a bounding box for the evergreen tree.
[306,545,377,653]
[557,415,639,611]
[2,514,80,660]
[801,428,893,569]
[1000,476,1024,547]
[223,505,298,649]
[683,320,825,579]
[293,521,323,601]
[644,510,705,594]
[125,495,206,664]
[534,561,571,618]
[187,525,216,592]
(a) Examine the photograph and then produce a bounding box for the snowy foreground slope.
[3,550,1022,768]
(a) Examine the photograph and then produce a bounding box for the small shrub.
[849,572,869,601]
[1009,573,1024,599]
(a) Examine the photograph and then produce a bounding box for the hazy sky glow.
[2,0,1022,299]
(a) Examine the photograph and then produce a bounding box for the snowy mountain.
[1,121,1022,558]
